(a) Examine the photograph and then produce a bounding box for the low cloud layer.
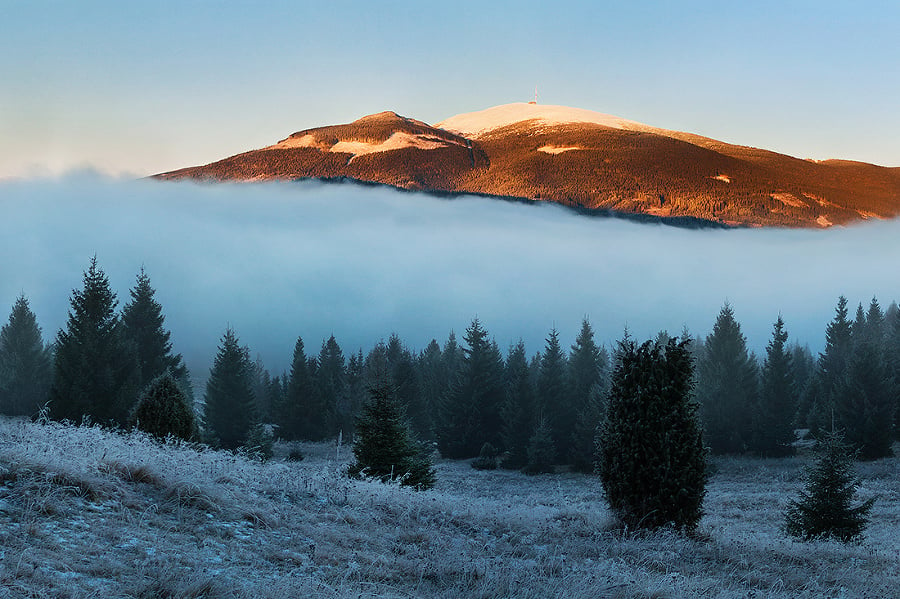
[2,176,896,382]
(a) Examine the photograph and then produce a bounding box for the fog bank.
[1,176,896,381]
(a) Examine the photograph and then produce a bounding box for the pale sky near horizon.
[2,1,898,179]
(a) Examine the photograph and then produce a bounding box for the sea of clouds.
[2,175,896,384]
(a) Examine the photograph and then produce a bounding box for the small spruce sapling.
[348,383,435,490]
[523,417,555,475]
[784,431,875,542]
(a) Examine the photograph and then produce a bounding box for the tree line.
[1,258,898,467]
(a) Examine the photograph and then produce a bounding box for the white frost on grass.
[436,103,661,138]
[536,145,585,155]
[3,416,900,598]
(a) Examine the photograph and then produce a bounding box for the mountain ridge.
[155,103,900,228]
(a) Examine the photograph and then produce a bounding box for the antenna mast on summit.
[534,86,538,104]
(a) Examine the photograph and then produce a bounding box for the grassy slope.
[1,417,898,598]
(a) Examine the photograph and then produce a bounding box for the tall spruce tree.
[803,296,854,434]
[438,318,505,459]
[50,257,139,426]
[417,339,445,440]
[696,303,758,454]
[568,318,608,471]
[203,328,257,450]
[121,268,188,394]
[536,328,567,462]
[0,295,53,417]
[751,316,797,457]
[317,335,348,438]
[597,337,706,532]
[500,340,535,469]
[834,336,893,460]
[280,336,328,440]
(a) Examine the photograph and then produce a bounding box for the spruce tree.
[597,337,706,532]
[121,268,188,394]
[50,257,139,426]
[0,295,52,418]
[696,303,758,454]
[317,335,348,438]
[536,328,567,462]
[348,383,435,490]
[437,318,505,459]
[834,338,894,460]
[417,339,445,440]
[804,296,853,434]
[500,340,535,469]
[784,432,875,542]
[568,318,608,471]
[523,416,556,475]
[751,316,797,457]
[280,336,328,440]
[203,328,257,450]
[131,371,197,442]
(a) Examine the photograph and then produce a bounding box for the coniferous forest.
[3,258,898,467]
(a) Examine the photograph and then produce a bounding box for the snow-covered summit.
[436,103,655,138]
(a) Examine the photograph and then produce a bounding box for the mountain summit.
[155,103,900,227]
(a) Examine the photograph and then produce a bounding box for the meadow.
[1,416,898,598]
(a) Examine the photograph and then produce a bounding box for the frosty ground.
[1,417,898,598]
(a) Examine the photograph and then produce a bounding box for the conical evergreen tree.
[536,327,567,462]
[784,432,875,542]
[751,316,797,457]
[280,336,329,440]
[804,296,854,434]
[834,337,894,460]
[597,337,706,532]
[348,383,435,490]
[203,328,257,450]
[121,268,188,394]
[437,318,505,459]
[0,295,52,418]
[500,340,535,469]
[696,303,758,454]
[416,339,445,440]
[49,257,139,426]
[316,335,348,438]
[568,318,608,471]
[523,416,555,475]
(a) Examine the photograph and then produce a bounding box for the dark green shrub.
[784,432,875,542]
[471,442,499,470]
[131,372,196,442]
[597,338,706,532]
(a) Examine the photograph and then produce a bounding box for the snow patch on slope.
[268,132,463,160]
[537,145,584,155]
[436,103,656,138]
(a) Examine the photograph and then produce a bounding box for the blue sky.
[2,1,899,178]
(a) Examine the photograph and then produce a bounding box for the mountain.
[155,103,900,227]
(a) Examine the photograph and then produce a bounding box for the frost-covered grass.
[2,417,898,598]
